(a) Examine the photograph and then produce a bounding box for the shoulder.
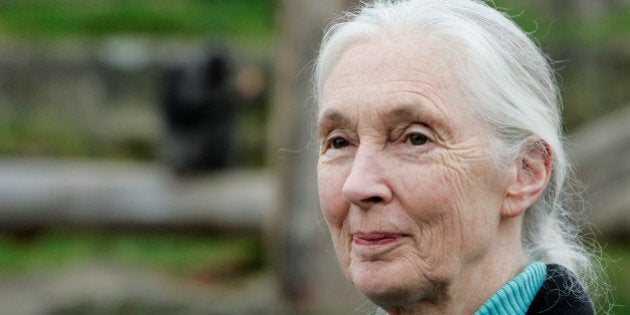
[526,264,594,315]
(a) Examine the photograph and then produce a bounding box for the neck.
[383,216,527,315]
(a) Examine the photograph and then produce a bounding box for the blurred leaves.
[494,0,630,46]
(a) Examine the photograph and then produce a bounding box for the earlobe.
[501,140,553,218]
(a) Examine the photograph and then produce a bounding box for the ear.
[501,139,553,218]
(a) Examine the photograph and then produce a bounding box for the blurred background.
[0,0,627,314]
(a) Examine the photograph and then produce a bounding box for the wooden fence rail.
[0,158,274,232]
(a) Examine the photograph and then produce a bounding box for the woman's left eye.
[406,133,428,146]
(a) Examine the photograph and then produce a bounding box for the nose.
[342,146,393,208]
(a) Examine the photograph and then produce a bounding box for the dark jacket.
[526,264,594,314]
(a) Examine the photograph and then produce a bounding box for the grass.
[0,108,161,160]
[0,230,263,279]
[0,0,276,42]
[1,0,625,45]
[0,113,94,158]
[0,231,628,313]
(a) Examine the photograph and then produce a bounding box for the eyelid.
[325,129,344,142]
[392,123,434,142]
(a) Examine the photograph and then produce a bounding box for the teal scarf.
[475,262,546,315]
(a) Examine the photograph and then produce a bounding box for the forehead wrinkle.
[323,60,371,101]
[395,88,449,120]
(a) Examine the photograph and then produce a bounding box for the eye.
[330,136,350,149]
[407,132,428,146]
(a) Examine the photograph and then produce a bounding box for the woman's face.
[317,34,511,307]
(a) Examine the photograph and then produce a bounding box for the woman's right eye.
[330,136,350,149]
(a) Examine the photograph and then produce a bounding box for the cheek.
[317,162,352,274]
[422,155,504,253]
[399,157,498,251]
[404,168,461,240]
[317,163,348,229]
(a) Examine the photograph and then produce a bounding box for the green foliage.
[490,0,629,46]
[0,231,262,278]
[0,0,275,41]
[603,243,630,315]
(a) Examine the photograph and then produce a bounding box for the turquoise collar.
[475,262,547,315]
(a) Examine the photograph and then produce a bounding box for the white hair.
[315,0,604,303]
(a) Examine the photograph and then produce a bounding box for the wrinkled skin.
[317,33,529,314]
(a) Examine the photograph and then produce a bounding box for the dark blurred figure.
[161,51,238,175]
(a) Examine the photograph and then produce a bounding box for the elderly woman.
[315,0,598,314]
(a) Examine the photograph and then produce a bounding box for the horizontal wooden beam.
[0,158,275,232]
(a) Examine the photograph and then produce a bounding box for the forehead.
[320,33,471,133]
[323,33,455,98]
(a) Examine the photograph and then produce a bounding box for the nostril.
[365,196,383,203]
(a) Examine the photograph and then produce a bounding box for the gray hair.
[315,0,602,302]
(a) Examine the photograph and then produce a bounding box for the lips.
[352,232,405,246]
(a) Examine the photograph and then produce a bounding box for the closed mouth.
[352,232,406,246]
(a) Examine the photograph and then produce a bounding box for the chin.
[349,260,434,307]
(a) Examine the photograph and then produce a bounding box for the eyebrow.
[317,109,353,136]
[382,104,422,127]
[318,104,444,137]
